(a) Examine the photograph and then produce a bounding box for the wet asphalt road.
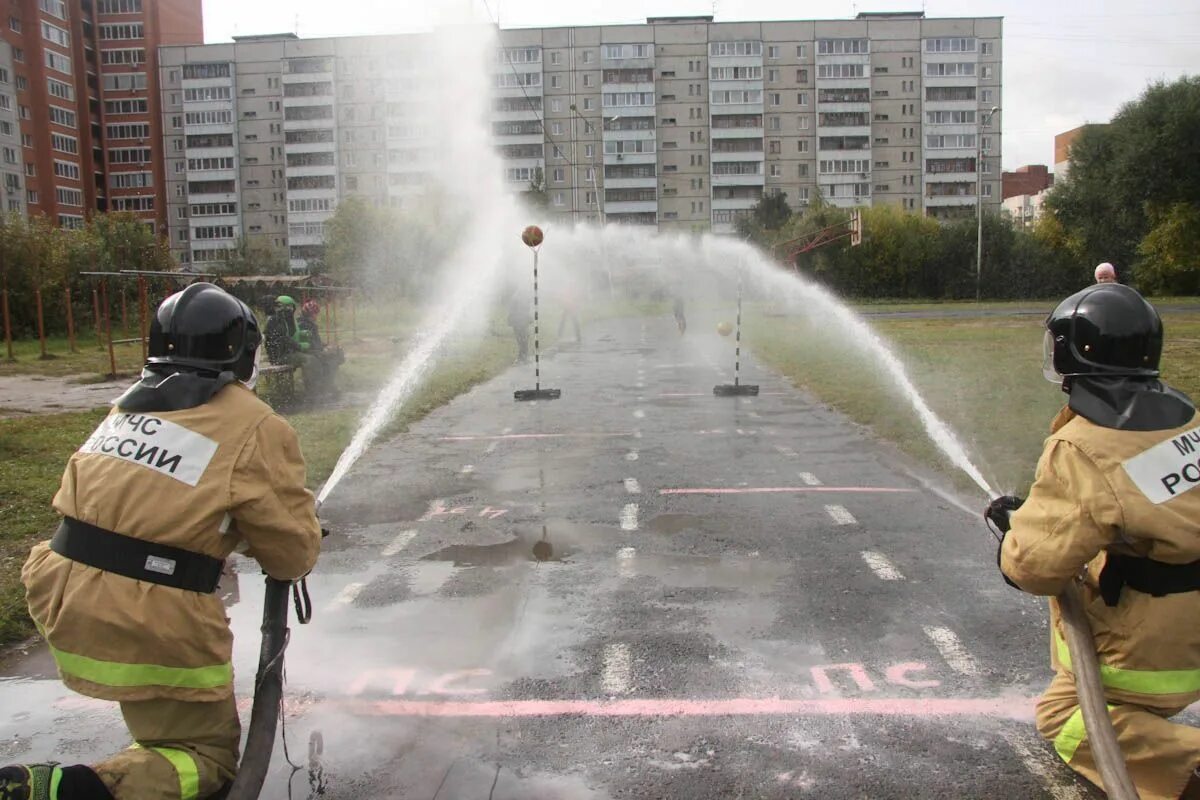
[0,316,1106,799]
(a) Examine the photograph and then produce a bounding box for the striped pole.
[734,272,743,387]
[532,248,541,391]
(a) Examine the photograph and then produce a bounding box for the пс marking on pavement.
[825,505,857,525]
[860,551,904,581]
[620,504,639,531]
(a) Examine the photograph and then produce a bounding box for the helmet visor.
[1043,330,1063,384]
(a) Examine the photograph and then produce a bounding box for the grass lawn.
[748,306,1200,498]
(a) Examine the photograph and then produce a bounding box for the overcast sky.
[201,0,1199,171]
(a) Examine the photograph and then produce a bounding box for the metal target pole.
[515,228,560,402]
[734,272,743,388]
[713,264,758,397]
[533,248,541,392]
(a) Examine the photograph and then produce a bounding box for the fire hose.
[224,575,313,800]
[1057,581,1140,800]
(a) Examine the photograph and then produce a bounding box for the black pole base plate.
[713,384,759,397]
[514,388,562,402]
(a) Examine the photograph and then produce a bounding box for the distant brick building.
[0,0,202,233]
[1001,163,1051,200]
[1054,124,1105,183]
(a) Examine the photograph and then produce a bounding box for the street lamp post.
[976,105,1000,301]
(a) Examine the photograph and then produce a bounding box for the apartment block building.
[160,12,1002,270]
[0,0,201,231]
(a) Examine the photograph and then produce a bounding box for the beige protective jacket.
[1001,406,1200,709]
[23,382,321,703]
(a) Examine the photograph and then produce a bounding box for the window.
[26,190,37,204]
[183,63,230,80]
[51,133,77,154]
[18,106,29,120]
[48,106,75,127]
[105,99,148,115]
[982,183,993,198]
[0,96,8,111]
[58,215,84,229]
[926,110,976,124]
[925,62,975,77]
[926,86,976,102]
[193,225,235,240]
[183,86,232,102]
[709,42,762,57]
[710,66,761,81]
[925,133,976,149]
[287,198,332,213]
[818,158,870,174]
[769,164,782,177]
[111,171,152,188]
[798,140,809,153]
[549,98,562,112]
[583,74,593,88]
[550,51,562,65]
[101,48,146,66]
[981,136,993,152]
[8,16,18,32]
[111,147,152,164]
[551,191,564,207]
[582,50,593,64]
[44,50,71,74]
[184,109,236,127]
[15,76,25,90]
[603,139,654,155]
[767,45,780,59]
[799,117,810,130]
[817,39,869,55]
[981,89,994,103]
[769,93,781,107]
[797,44,807,58]
[925,37,976,53]
[12,49,22,63]
[582,98,594,110]
[798,92,809,107]
[56,187,83,206]
[41,21,69,47]
[495,71,540,88]
[796,69,809,83]
[0,121,10,136]
[97,0,143,12]
[1,147,14,165]
[499,47,541,65]
[113,196,155,213]
[981,66,994,80]
[710,89,762,105]
[768,140,780,154]
[39,0,67,19]
[552,168,564,182]
[103,73,148,92]
[817,64,865,79]
[981,42,994,56]
[47,78,74,101]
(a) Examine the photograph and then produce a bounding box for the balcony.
[603,151,655,166]
[603,176,656,190]
[925,194,978,207]
[604,199,657,214]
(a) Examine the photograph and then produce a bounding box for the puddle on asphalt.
[645,513,704,534]
[422,530,573,566]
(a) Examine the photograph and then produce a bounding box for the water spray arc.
[514,225,561,402]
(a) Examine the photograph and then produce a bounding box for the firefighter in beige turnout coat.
[992,283,1200,800]
[1,283,321,800]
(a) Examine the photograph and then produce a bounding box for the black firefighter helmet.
[1044,283,1162,383]
[148,282,260,382]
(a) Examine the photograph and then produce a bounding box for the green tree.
[1045,76,1200,291]
[1136,203,1200,295]
[222,237,290,275]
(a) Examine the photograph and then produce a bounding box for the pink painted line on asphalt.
[657,392,788,397]
[659,486,918,496]
[437,432,634,442]
[347,696,1036,721]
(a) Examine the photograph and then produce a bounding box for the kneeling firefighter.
[988,283,1200,800]
[1,283,322,800]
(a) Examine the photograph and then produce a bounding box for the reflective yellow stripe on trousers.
[1053,705,1117,763]
[131,744,201,800]
[1055,632,1200,695]
[45,643,232,690]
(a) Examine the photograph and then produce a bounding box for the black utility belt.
[51,517,223,594]
[1098,553,1200,607]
